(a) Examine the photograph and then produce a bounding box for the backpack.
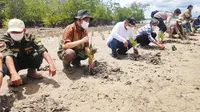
[151,10,159,18]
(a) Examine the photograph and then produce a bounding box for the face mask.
[151,26,156,31]
[81,21,89,29]
[173,16,178,19]
[10,32,24,41]
[127,26,133,30]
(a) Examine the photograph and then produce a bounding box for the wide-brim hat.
[74,9,93,21]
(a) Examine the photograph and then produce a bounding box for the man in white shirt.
[107,17,138,58]
[135,18,165,49]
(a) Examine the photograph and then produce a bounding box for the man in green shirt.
[58,9,94,74]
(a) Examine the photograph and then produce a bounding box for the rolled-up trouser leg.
[2,54,43,76]
[194,25,200,30]
[183,22,192,32]
[158,31,165,41]
[107,38,119,56]
[25,54,43,69]
[155,18,166,41]
[156,19,167,32]
[135,33,150,46]
[61,49,75,65]
[117,40,132,54]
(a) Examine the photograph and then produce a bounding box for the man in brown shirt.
[58,9,93,74]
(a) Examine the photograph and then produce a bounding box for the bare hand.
[158,41,164,44]
[0,74,3,88]
[124,41,128,47]
[159,44,165,50]
[81,36,89,44]
[49,64,56,76]
[11,73,22,86]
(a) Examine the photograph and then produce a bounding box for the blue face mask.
[151,26,156,31]
[173,16,178,19]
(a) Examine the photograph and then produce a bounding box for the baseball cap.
[126,17,136,26]
[7,18,25,33]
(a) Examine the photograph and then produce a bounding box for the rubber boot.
[158,31,165,41]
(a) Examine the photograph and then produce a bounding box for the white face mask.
[127,26,133,30]
[10,32,24,41]
[81,21,89,29]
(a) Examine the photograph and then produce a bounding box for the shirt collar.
[75,22,84,32]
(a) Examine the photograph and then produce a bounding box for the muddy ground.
[0,27,200,112]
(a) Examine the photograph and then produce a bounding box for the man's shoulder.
[164,11,172,16]
[65,23,75,31]
[114,22,124,29]
[2,33,9,38]
[116,22,124,25]
[183,9,189,14]
[24,33,35,41]
[0,34,9,51]
[0,33,11,41]
[155,11,163,15]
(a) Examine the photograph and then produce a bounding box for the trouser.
[3,54,43,77]
[107,38,132,56]
[193,25,200,30]
[61,49,88,65]
[154,17,167,32]
[135,32,157,46]
[183,22,192,32]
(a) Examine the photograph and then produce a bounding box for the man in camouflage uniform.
[0,18,56,87]
[58,9,93,74]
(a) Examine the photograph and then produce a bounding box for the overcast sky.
[105,0,200,19]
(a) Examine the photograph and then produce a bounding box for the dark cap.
[75,9,93,20]
[198,15,200,18]
[126,16,136,25]
[174,8,181,14]
[187,5,193,9]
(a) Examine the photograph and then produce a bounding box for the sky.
[105,0,200,19]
